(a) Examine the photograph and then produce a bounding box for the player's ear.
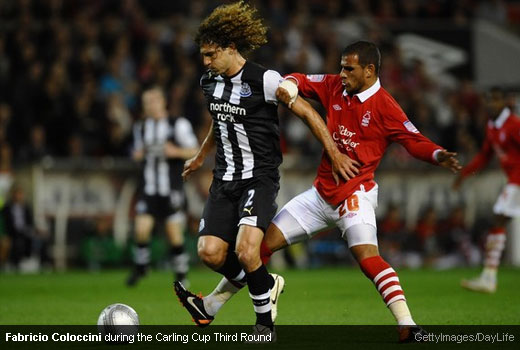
[365,64,375,79]
[228,43,237,54]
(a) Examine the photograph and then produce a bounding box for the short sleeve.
[263,70,283,105]
[172,118,199,148]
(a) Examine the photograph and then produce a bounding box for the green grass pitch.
[0,267,519,325]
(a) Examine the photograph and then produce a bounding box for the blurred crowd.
[1,0,519,169]
[0,0,519,270]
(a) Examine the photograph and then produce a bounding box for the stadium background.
[0,0,519,326]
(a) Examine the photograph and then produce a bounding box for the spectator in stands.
[1,184,50,271]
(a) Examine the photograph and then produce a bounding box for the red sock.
[260,241,273,265]
[359,256,406,306]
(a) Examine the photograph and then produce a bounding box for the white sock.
[203,277,241,316]
[389,300,416,326]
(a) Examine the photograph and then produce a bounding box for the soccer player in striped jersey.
[455,87,520,293]
[173,1,358,339]
[127,87,198,287]
[184,41,462,342]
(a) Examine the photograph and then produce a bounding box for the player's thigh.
[237,176,280,233]
[199,179,239,244]
[272,187,331,245]
[336,186,379,248]
[493,184,520,218]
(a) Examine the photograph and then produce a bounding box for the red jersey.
[286,73,443,206]
[460,108,520,185]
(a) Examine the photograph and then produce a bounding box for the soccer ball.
[97,303,139,338]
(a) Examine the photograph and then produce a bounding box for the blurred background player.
[174,1,357,337]
[455,87,520,293]
[126,86,198,286]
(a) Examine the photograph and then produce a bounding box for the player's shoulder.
[245,60,270,75]
[374,87,403,111]
[244,61,281,84]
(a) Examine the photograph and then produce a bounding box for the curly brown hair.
[195,1,268,54]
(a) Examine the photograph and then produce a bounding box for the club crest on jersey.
[361,110,371,127]
[239,82,252,97]
[333,104,342,111]
[403,120,419,133]
[306,74,325,82]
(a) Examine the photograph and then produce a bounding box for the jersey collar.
[494,107,510,128]
[343,79,381,103]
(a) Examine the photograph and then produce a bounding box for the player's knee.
[198,244,226,269]
[235,244,259,270]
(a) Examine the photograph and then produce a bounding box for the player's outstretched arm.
[182,120,215,181]
[276,85,360,184]
[435,150,462,174]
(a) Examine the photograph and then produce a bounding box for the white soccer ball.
[97,303,139,337]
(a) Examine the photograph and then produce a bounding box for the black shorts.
[135,190,186,221]
[199,176,280,243]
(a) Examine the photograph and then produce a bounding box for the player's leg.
[164,191,191,284]
[233,177,281,332]
[236,224,275,330]
[127,213,154,286]
[182,186,326,324]
[165,215,189,284]
[197,221,290,322]
[461,214,510,293]
[236,185,330,329]
[174,178,244,325]
[337,186,425,342]
[462,183,519,293]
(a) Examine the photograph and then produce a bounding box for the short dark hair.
[342,41,381,75]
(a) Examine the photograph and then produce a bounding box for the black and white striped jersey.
[200,61,283,181]
[133,116,198,195]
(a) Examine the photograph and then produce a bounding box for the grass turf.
[0,267,519,325]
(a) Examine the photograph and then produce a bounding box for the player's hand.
[182,155,204,181]
[330,151,361,185]
[276,86,294,109]
[164,142,182,158]
[436,150,462,174]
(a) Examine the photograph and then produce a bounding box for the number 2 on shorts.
[244,189,255,207]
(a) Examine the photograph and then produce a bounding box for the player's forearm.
[292,97,339,160]
[460,153,490,178]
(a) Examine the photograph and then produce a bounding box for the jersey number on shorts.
[245,189,255,207]
[338,194,359,217]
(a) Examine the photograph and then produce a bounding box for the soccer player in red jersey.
[455,87,520,293]
[179,41,461,342]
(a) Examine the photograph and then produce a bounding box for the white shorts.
[272,185,378,248]
[493,184,520,217]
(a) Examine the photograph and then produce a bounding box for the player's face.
[142,90,165,119]
[200,43,232,76]
[340,54,366,95]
